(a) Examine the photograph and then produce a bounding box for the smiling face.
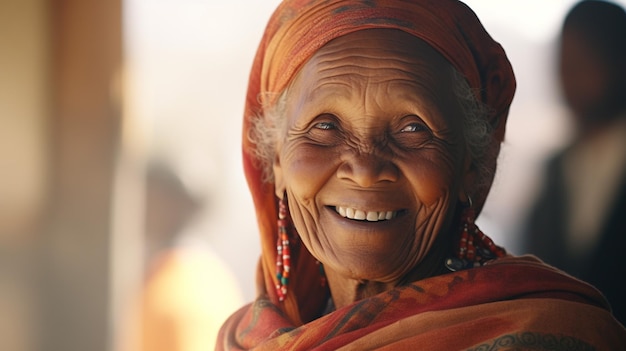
[272,29,471,283]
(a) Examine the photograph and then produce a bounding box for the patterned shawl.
[218,256,626,350]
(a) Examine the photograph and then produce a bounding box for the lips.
[335,206,398,222]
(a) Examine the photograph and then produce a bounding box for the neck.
[325,237,451,309]
[324,270,391,309]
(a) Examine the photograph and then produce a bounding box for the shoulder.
[481,255,611,309]
[461,257,626,349]
[466,297,626,350]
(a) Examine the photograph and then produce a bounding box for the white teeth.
[346,207,355,218]
[354,210,366,220]
[367,211,380,221]
[335,206,397,222]
[338,206,346,217]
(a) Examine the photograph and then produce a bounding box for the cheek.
[280,144,338,198]
[404,148,462,206]
[279,144,339,252]
[401,150,461,267]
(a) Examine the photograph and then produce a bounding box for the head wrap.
[242,0,516,324]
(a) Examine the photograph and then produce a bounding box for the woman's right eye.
[314,121,336,130]
[307,116,342,145]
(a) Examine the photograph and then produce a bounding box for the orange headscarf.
[242,0,516,324]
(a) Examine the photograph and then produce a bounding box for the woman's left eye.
[400,123,427,133]
[314,121,337,130]
[395,118,432,148]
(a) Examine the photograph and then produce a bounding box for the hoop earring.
[446,197,506,271]
[275,195,291,301]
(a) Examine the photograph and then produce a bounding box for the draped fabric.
[241,0,516,325]
[217,256,626,350]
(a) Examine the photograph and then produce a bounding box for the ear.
[457,153,476,204]
[273,154,285,198]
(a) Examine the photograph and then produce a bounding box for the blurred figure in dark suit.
[524,0,626,325]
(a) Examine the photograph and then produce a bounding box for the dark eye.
[395,117,432,149]
[307,115,342,146]
[400,122,427,133]
[314,121,337,130]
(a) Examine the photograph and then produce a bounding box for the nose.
[336,151,399,187]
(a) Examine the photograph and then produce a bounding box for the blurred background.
[2,0,625,350]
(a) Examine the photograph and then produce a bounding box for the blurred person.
[216,1,626,350]
[121,161,243,351]
[524,0,626,325]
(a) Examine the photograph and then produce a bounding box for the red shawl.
[218,256,626,350]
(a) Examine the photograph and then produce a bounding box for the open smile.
[334,206,401,222]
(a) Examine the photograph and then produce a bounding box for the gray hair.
[247,68,495,197]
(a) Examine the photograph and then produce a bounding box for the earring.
[275,196,291,301]
[446,197,506,272]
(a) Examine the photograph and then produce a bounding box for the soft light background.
[3,1,626,350]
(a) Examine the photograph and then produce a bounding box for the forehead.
[307,28,453,75]
[285,29,460,124]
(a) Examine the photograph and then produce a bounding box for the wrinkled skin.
[273,29,473,308]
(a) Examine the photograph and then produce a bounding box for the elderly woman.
[218,0,626,350]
